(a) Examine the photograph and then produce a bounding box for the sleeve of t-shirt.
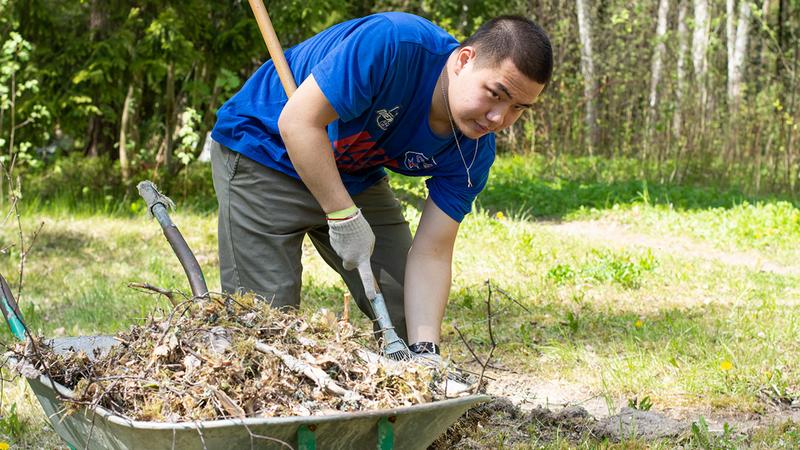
[311,18,398,122]
[425,141,496,223]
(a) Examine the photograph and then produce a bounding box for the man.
[210,12,552,362]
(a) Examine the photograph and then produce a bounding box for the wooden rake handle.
[247,0,298,97]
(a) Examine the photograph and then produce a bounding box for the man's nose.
[486,106,507,126]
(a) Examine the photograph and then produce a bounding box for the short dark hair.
[461,16,553,85]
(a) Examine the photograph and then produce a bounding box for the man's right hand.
[327,209,375,272]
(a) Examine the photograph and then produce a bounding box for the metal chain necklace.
[441,68,479,188]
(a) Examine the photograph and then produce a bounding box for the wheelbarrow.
[0,182,490,449]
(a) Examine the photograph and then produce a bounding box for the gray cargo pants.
[211,141,411,341]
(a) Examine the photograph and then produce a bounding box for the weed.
[581,249,656,289]
[0,403,27,442]
[547,263,576,285]
[689,416,745,449]
[627,396,653,411]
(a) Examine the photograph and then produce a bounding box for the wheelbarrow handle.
[0,273,26,340]
[137,181,209,298]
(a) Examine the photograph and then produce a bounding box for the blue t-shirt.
[212,12,496,222]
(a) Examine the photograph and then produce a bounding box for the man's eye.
[488,89,499,99]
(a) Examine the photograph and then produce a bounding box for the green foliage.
[689,417,745,449]
[547,249,656,289]
[0,402,28,442]
[546,263,575,285]
[627,396,653,411]
[0,28,51,168]
[582,249,656,289]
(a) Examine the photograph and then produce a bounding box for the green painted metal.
[1,296,25,340]
[377,417,394,450]
[297,424,316,450]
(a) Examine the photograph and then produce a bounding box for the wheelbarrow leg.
[297,424,316,450]
[377,417,395,450]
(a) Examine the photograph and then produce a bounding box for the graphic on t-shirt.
[404,151,437,170]
[334,131,400,172]
[375,106,401,130]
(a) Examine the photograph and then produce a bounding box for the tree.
[576,0,598,154]
[691,0,710,120]
[728,0,752,110]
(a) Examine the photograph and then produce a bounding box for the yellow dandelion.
[634,319,643,328]
[0,442,9,450]
[720,360,733,371]
[495,211,505,220]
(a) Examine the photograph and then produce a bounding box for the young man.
[210,12,552,362]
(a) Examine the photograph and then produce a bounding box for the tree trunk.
[729,0,751,109]
[161,61,176,173]
[84,0,106,158]
[671,0,689,182]
[674,0,689,140]
[85,117,100,157]
[692,0,710,120]
[575,0,598,154]
[118,83,134,183]
[648,0,671,175]
[649,0,670,116]
[726,0,736,104]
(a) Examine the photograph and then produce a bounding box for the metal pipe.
[137,181,208,297]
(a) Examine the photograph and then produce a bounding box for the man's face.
[447,48,545,139]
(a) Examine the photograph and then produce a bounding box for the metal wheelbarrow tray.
[16,335,489,450]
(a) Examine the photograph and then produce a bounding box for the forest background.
[1,0,798,207]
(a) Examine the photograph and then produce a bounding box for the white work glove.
[327,209,375,272]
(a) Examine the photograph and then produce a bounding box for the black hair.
[461,16,553,85]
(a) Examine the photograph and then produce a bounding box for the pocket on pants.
[212,140,241,181]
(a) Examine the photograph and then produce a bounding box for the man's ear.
[454,46,477,75]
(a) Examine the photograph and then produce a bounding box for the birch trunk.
[576,0,598,153]
[673,0,689,139]
[649,0,671,116]
[118,83,134,183]
[726,0,736,102]
[692,0,710,111]
[729,1,752,108]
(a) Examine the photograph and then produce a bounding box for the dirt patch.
[439,367,800,447]
[544,220,800,276]
[477,367,614,418]
[433,398,800,447]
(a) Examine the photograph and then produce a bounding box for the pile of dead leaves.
[9,293,453,422]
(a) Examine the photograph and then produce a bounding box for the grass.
[1,153,800,447]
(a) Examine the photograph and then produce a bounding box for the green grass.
[2,153,800,447]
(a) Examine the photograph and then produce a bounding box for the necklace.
[441,68,479,188]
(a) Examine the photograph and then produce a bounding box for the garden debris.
[592,407,689,441]
[8,293,468,422]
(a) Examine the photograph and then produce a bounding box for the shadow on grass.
[27,228,94,256]
[478,177,789,220]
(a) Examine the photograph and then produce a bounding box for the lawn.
[1,154,799,448]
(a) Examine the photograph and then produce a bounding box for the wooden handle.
[247,0,298,97]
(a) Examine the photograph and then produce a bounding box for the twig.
[343,292,351,323]
[128,282,178,307]
[479,280,498,389]
[241,421,294,450]
[492,283,532,314]
[194,421,209,450]
[453,325,483,366]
